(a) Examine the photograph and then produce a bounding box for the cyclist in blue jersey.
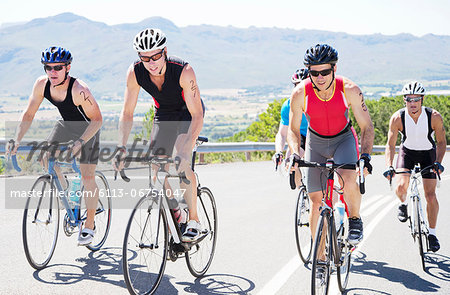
[273,68,309,185]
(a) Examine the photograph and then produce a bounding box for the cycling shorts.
[47,120,100,164]
[396,145,436,179]
[305,127,359,193]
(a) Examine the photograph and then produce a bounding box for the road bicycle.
[385,164,440,271]
[291,158,365,295]
[119,136,217,295]
[10,141,112,270]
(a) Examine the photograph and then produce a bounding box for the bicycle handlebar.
[9,141,80,174]
[386,164,441,185]
[289,158,365,194]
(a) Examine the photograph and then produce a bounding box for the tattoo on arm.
[80,91,93,105]
[359,92,367,111]
[190,80,197,97]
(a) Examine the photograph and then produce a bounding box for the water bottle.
[335,200,346,230]
[69,174,82,210]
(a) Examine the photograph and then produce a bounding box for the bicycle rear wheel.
[336,217,351,292]
[186,186,218,277]
[294,186,312,263]
[81,171,112,251]
[414,197,427,271]
[311,212,331,295]
[123,195,168,295]
[22,175,60,270]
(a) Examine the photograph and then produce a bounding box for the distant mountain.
[0,12,449,97]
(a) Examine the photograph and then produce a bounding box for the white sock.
[429,228,436,236]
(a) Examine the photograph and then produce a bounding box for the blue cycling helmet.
[41,46,73,64]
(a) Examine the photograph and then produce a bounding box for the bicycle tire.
[22,175,60,270]
[83,171,112,251]
[414,196,427,271]
[294,187,312,263]
[186,186,218,277]
[311,212,331,295]
[336,217,351,291]
[123,194,168,295]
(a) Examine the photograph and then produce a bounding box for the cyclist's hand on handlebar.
[358,153,372,176]
[434,161,444,175]
[383,166,395,181]
[6,139,19,156]
[112,146,127,171]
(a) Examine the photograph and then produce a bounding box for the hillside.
[1,12,449,98]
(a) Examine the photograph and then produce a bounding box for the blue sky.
[1,0,449,36]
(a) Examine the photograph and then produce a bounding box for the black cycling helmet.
[41,46,73,64]
[303,44,338,67]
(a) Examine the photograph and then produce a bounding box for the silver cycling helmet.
[401,81,426,96]
[133,28,167,52]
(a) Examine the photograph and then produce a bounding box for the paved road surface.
[1,155,449,294]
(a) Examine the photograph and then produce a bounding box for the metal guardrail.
[2,138,448,155]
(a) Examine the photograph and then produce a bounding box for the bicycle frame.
[406,165,429,240]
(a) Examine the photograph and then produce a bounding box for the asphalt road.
[1,155,449,294]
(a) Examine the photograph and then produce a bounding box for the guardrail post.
[245,151,251,161]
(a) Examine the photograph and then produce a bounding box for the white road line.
[360,194,385,211]
[257,195,397,295]
[360,195,394,217]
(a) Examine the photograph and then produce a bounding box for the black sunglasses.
[404,96,423,102]
[309,68,333,77]
[44,64,65,72]
[139,50,164,62]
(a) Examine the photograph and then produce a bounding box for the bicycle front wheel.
[311,212,331,295]
[123,194,168,295]
[294,187,312,263]
[186,186,218,277]
[81,171,112,251]
[414,197,427,271]
[336,217,351,292]
[22,175,60,270]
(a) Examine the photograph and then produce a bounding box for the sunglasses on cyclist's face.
[139,50,164,62]
[309,68,333,77]
[44,64,65,72]
[404,96,423,102]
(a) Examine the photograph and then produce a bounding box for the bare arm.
[431,110,447,163]
[72,80,103,142]
[287,84,304,156]
[179,64,204,151]
[345,79,374,155]
[275,124,288,154]
[13,77,46,146]
[118,64,140,147]
[385,111,401,167]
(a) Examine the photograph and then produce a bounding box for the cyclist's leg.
[305,132,327,238]
[79,131,100,231]
[395,145,414,202]
[333,129,359,218]
[418,148,438,229]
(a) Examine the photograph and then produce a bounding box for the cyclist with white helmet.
[384,81,446,252]
[6,46,103,245]
[288,44,375,245]
[273,68,309,185]
[114,28,205,242]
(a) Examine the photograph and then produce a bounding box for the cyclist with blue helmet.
[6,46,103,246]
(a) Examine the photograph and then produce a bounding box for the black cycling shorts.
[396,145,436,179]
[46,120,100,164]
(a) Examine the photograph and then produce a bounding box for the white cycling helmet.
[401,81,426,96]
[133,28,167,52]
